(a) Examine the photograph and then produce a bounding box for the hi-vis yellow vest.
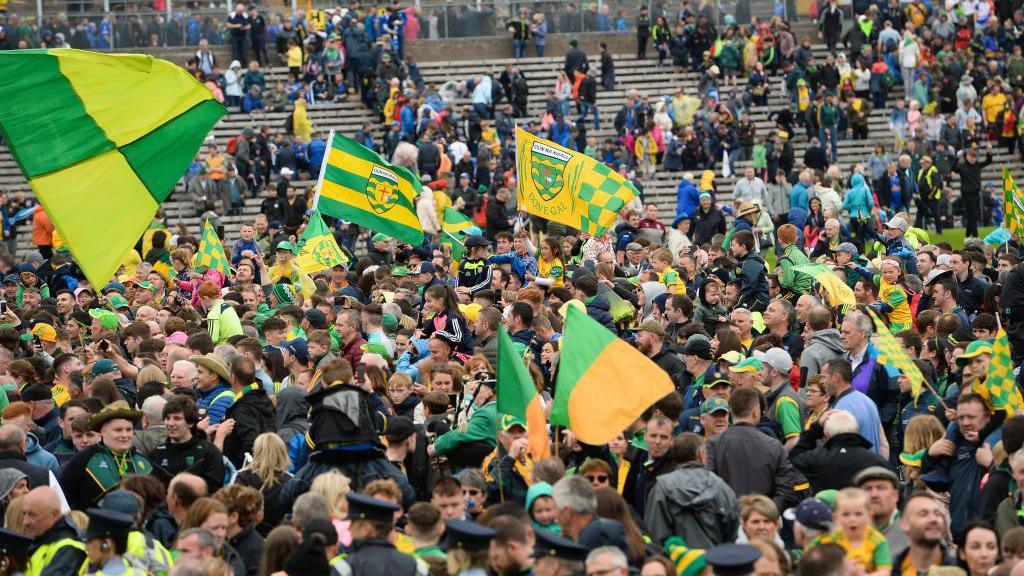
[26,537,85,576]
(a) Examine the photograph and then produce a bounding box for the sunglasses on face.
[462,488,482,497]
[585,474,609,483]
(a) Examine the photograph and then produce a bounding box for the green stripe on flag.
[0,50,115,178]
[331,133,420,189]
[549,305,616,427]
[496,327,536,419]
[317,195,423,245]
[323,163,417,214]
[443,207,473,233]
[120,99,227,202]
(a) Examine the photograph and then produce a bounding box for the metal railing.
[5,0,798,50]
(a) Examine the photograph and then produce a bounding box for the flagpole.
[311,129,336,211]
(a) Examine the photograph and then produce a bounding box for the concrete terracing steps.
[0,49,1016,259]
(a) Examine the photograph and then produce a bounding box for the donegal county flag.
[443,207,473,235]
[151,251,174,284]
[516,127,638,235]
[195,219,231,276]
[294,209,349,275]
[1003,167,1024,237]
[981,329,1024,414]
[793,264,856,307]
[0,49,225,288]
[314,131,424,246]
[496,327,551,460]
[867,309,924,399]
[551,305,674,445]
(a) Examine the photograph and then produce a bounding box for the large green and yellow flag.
[867,309,924,400]
[980,328,1024,414]
[195,219,231,276]
[294,209,349,275]
[1004,167,1024,237]
[516,127,638,235]
[551,304,674,445]
[314,131,424,246]
[0,49,225,288]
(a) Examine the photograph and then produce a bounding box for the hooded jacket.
[800,328,845,385]
[24,432,60,478]
[223,385,276,468]
[275,386,310,447]
[584,294,617,333]
[639,281,668,321]
[675,177,700,218]
[644,461,739,548]
[842,173,874,219]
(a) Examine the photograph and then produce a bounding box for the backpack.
[282,112,294,135]
[884,36,897,53]
[491,80,504,105]
[226,136,239,156]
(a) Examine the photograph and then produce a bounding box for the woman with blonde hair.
[309,469,353,547]
[234,433,292,536]
[136,365,167,389]
[180,497,245,575]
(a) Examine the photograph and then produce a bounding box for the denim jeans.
[819,127,838,165]
[513,39,526,58]
[576,101,600,129]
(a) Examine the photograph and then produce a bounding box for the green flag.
[294,209,349,274]
[442,207,473,234]
[440,229,466,262]
[496,327,550,460]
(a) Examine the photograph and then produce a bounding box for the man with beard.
[635,321,685,392]
[891,492,956,574]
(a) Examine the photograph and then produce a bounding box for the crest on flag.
[529,141,571,201]
[366,166,400,215]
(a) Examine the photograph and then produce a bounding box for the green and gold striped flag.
[867,309,923,399]
[294,209,348,274]
[440,229,466,262]
[516,127,637,235]
[313,131,424,246]
[443,207,473,234]
[1004,167,1024,237]
[980,329,1024,414]
[0,49,225,288]
[195,219,231,276]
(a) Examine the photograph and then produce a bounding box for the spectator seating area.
[0,46,1015,257]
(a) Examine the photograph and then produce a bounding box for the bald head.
[167,472,207,521]
[22,487,61,537]
[136,306,158,323]
[0,423,26,453]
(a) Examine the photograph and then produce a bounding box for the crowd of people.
[5,0,1024,576]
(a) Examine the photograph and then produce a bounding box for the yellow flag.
[515,127,637,235]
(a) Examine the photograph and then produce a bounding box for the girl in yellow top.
[529,238,565,288]
[480,120,501,157]
[286,40,303,76]
[851,257,913,333]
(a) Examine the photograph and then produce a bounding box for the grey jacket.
[800,328,845,385]
[644,461,739,549]
[706,422,802,513]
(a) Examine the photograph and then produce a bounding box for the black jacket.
[578,75,597,103]
[0,450,49,488]
[951,152,993,195]
[650,342,686,391]
[564,47,589,77]
[691,206,726,246]
[228,524,264,576]
[790,426,891,493]
[486,196,512,239]
[150,432,226,494]
[223,386,276,468]
[347,537,420,576]
[735,252,770,308]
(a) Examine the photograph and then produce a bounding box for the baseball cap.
[700,397,730,415]
[464,234,489,248]
[89,308,119,330]
[636,320,667,339]
[783,498,833,530]
[29,323,58,343]
[757,348,793,374]
[304,308,328,330]
[372,233,391,244]
[956,340,992,367]
[284,339,309,365]
[385,416,416,442]
[92,359,118,377]
[729,357,762,373]
[500,413,528,431]
[885,216,909,232]
[681,335,713,360]
[718,350,745,366]
[417,262,437,275]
